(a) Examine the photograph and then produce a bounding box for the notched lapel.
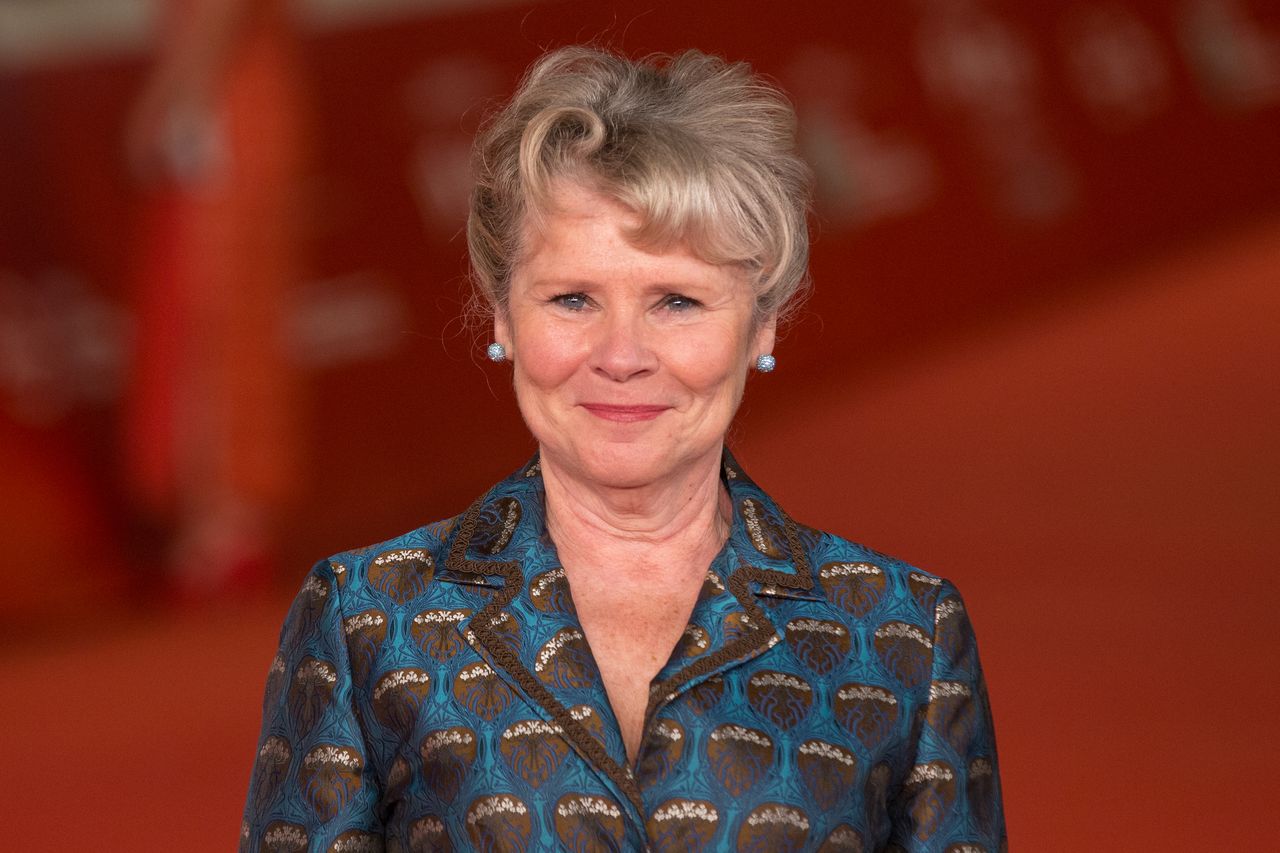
[444,488,647,820]
[434,567,505,589]
[434,452,816,826]
[754,583,824,602]
[645,465,816,725]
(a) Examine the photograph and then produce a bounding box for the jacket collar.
[440,450,814,822]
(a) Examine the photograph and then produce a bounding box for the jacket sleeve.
[891,581,1007,852]
[240,559,384,851]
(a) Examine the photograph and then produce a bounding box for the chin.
[535,438,665,484]
[560,441,692,490]
[583,449,666,489]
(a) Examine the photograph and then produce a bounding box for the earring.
[486,342,507,362]
[755,353,777,373]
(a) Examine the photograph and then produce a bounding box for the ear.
[493,308,511,353]
[753,311,778,359]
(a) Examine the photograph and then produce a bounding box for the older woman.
[243,47,1005,852]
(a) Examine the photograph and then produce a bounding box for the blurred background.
[1,0,1277,849]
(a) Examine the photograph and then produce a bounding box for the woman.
[243,47,1005,852]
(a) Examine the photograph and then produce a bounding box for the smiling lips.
[580,404,670,422]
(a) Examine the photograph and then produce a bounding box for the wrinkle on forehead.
[515,178,762,312]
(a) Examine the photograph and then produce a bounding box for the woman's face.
[496,181,775,492]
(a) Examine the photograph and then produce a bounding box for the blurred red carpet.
[2,215,1276,850]
[0,596,288,851]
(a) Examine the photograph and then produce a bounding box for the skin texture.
[493,179,776,760]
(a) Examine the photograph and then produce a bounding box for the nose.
[591,309,658,382]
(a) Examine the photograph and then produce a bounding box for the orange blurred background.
[1,0,1277,850]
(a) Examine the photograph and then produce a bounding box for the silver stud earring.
[486,342,507,362]
[755,353,777,373]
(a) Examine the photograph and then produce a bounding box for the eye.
[550,292,589,311]
[661,294,702,312]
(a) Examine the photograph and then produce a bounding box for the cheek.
[512,325,584,393]
[668,333,751,400]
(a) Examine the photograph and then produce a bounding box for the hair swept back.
[467,45,812,325]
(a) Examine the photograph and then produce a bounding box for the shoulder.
[296,458,546,617]
[724,454,961,623]
[769,523,987,698]
[791,521,964,630]
[304,513,464,611]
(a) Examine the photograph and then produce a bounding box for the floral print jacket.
[242,453,1006,852]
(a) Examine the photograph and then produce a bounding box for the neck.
[539,449,730,584]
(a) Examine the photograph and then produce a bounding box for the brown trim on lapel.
[444,495,646,816]
[643,513,814,723]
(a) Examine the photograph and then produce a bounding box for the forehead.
[515,181,747,291]
[521,181,638,250]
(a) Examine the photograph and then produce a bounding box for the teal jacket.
[243,453,1006,851]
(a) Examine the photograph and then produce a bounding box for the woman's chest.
[571,586,704,762]
[356,617,925,852]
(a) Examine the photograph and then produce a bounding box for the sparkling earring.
[486,342,507,362]
[755,353,777,373]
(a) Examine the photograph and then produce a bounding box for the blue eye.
[663,294,700,311]
[552,293,588,310]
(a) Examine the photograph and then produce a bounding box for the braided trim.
[445,495,645,816]
[644,513,814,725]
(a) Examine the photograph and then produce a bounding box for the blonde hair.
[468,46,812,324]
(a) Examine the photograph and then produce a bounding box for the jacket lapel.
[644,452,818,724]
[438,452,817,823]
[442,461,645,818]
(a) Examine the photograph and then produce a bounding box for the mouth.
[579,404,670,423]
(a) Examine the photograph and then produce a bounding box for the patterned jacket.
[242,453,1006,852]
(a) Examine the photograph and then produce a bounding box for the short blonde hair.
[468,46,812,323]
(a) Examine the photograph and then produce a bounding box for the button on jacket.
[242,454,1007,851]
